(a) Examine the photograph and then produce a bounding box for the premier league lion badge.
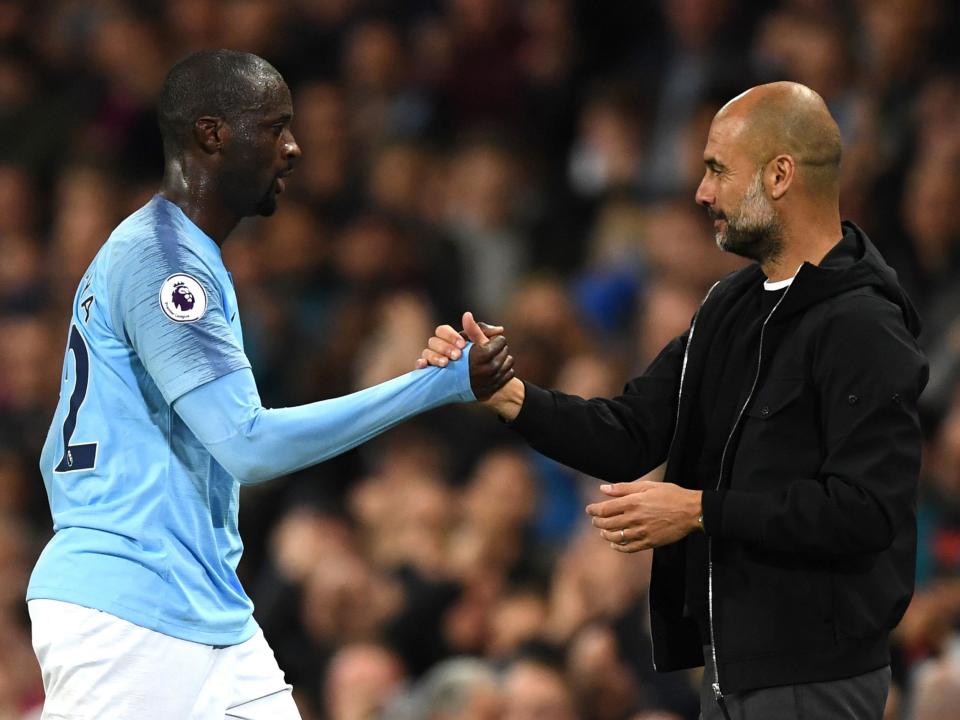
[159,273,207,323]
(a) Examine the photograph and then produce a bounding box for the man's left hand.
[466,319,515,400]
[586,481,703,552]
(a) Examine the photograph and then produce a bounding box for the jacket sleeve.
[703,294,928,555]
[507,332,686,482]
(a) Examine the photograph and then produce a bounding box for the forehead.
[703,114,750,164]
[244,74,293,118]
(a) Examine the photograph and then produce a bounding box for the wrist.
[486,377,524,420]
[691,490,704,533]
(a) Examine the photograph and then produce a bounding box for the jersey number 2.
[55,324,98,472]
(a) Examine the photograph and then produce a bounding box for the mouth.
[275,168,294,194]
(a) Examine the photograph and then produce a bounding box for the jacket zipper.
[707,281,794,711]
[650,280,719,672]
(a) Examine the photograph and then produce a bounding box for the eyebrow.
[704,157,725,171]
[268,112,293,124]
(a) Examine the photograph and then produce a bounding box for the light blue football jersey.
[28,195,258,645]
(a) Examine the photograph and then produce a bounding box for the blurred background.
[0,0,959,718]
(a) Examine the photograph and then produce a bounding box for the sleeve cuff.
[506,381,552,432]
[701,489,726,536]
[455,342,476,402]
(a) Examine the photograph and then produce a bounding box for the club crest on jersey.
[159,274,207,323]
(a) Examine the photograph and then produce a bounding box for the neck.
[159,157,240,246]
[761,204,842,281]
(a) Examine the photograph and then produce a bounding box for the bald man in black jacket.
[421,82,928,720]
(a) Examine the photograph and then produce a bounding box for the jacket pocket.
[746,379,804,420]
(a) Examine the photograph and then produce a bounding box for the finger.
[475,335,507,361]
[599,480,650,497]
[585,498,627,518]
[600,527,629,544]
[477,322,505,338]
[462,311,491,345]
[475,368,515,397]
[486,342,510,369]
[421,348,449,367]
[475,368,515,400]
[489,354,514,381]
[591,514,627,530]
[472,343,510,387]
[415,358,427,369]
[609,540,648,553]
[436,324,466,348]
[428,336,461,360]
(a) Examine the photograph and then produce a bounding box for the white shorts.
[28,599,300,720]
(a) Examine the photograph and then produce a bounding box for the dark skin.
[159,74,300,246]
[158,72,514,397]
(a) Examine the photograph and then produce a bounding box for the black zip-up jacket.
[509,222,928,692]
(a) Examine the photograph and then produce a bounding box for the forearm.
[175,356,474,485]
[702,477,898,556]
[702,410,921,555]
[507,379,676,482]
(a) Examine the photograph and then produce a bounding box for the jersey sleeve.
[108,240,251,405]
[173,349,475,485]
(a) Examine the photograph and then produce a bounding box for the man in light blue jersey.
[27,49,514,720]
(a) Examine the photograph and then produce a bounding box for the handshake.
[415,311,523,416]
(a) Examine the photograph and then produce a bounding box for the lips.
[276,168,294,194]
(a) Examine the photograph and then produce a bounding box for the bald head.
[716,82,841,196]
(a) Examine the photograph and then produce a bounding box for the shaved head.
[158,49,284,158]
[716,81,841,196]
[696,82,845,275]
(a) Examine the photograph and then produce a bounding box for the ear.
[193,116,226,155]
[767,154,796,200]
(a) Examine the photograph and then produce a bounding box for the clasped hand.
[586,480,704,552]
[418,311,514,401]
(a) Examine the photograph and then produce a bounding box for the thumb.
[462,311,491,345]
[477,322,505,338]
[599,480,650,496]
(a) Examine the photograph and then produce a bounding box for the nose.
[283,129,302,162]
[695,173,714,208]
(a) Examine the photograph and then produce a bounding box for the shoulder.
[813,287,926,379]
[108,216,216,290]
[819,287,909,336]
[105,206,222,328]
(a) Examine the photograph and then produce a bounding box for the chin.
[255,195,278,217]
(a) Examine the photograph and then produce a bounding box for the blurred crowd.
[0,0,959,718]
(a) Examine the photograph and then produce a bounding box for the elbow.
[835,512,897,556]
[231,465,274,486]
[224,453,277,486]
[219,408,277,485]
[853,522,896,555]
[208,443,277,486]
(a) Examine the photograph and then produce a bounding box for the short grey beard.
[715,169,783,265]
